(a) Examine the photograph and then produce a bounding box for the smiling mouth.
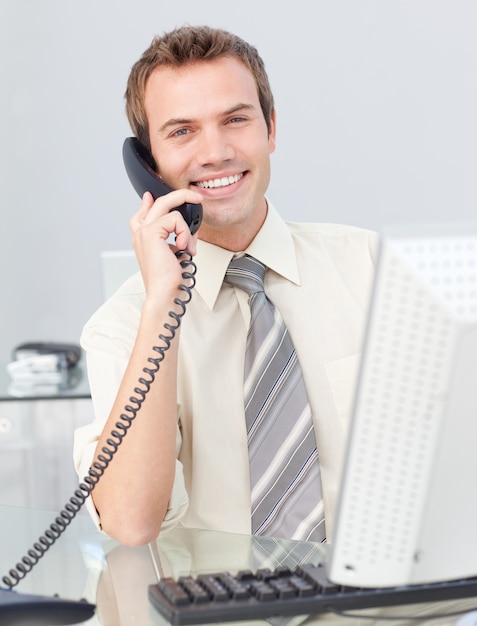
[194,173,243,189]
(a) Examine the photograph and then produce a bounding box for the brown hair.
[125,25,275,149]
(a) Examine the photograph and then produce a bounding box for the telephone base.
[0,587,95,625]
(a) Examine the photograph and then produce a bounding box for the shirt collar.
[194,202,300,310]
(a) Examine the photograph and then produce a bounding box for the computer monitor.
[100,250,139,300]
[328,222,477,589]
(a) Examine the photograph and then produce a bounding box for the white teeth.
[196,174,242,189]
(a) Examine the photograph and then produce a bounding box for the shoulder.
[286,220,377,240]
[286,221,380,263]
[81,272,145,348]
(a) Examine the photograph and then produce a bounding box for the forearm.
[90,300,180,546]
[86,190,200,545]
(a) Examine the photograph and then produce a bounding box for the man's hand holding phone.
[129,188,202,303]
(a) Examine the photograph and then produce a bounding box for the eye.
[228,116,247,124]
[171,128,190,137]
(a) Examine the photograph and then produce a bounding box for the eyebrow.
[158,102,256,133]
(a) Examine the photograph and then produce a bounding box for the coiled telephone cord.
[2,250,196,589]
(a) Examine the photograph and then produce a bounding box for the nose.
[194,126,235,167]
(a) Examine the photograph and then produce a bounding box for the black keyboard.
[148,563,477,624]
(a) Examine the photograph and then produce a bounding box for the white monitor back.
[100,250,139,300]
[328,223,477,588]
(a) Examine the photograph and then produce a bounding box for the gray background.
[1,0,476,361]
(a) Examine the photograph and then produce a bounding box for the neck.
[198,201,268,252]
[198,226,257,252]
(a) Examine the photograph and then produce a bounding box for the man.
[74,25,378,546]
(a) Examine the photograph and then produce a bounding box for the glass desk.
[0,360,93,511]
[1,504,477,626]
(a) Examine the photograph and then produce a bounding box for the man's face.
[144,56,276,248]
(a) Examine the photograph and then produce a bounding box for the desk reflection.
[97,529,325,626]
[1,506,476,626]
[96,529,477,626]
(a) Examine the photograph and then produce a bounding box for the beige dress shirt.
[74,204,379,540]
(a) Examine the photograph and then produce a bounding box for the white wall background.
[1,0,476,361]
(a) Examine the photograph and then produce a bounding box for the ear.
[268,109,277,154]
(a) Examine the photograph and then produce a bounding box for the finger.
[128,192,155,233]
[139,208,197,255]
[142,189,203,225]
[175,224,198,256]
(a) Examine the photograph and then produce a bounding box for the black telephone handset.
[122,136,202,235]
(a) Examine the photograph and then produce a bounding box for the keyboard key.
[250,581,277,601]
[178,577,209,603]
[157,579,190,606]
[196,575,229,601]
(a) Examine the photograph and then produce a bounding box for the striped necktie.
[225,255,325,543]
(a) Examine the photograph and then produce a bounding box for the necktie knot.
[224,255,266,297]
